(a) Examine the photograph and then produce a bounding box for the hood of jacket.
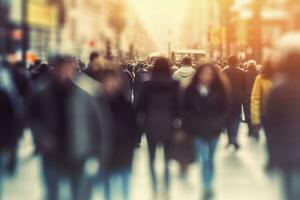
[174,66,195,79]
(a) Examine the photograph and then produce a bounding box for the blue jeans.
[194,137,219,193]
[104,169,131,200]
[282,170,300,200]
[147,139,171,193]
[41,158,86,200]
[0,151,14,198]
[226,118,241,144]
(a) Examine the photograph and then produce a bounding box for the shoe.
[226,142,232,149]
[233,142,240,151]
[202,190,214,200]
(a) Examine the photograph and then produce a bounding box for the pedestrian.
[3,52,29,176]
[84,51,105,80]
[182,63,229,200]
[173,56,196,88]
[136,57,180,198]
[101,69,138,200]
[222,55,245,150]
[0,65,21,198]
[264,33,300,200]
[133,64,150,102]
[251,58,274,140]
[28,55,111,200]
[243,60,258,138]
[171,56,196,178]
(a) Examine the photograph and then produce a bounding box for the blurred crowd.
[1,32,300,200]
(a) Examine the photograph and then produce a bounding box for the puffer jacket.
[251,75,272,125]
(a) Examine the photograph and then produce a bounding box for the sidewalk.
[3,124,282,200]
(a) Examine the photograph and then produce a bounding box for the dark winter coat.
[264,77,300,169]
[136,77,180,141]
[0,89,18,150]
[182,86,229,141]
[29,74,112,168]
[107,93,138,171]
[223,66,246,118]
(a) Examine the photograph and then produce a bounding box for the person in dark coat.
[136,57,180,197]
[264,35,300,200]
[29,55,111,200]
[222,55,245,150]
[182,63,229,199]
[133,64,150,102]
[101,69,138,200]
[243,60,258,138]
[0,66,20,193]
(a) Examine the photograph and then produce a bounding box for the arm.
[251,77,262,125]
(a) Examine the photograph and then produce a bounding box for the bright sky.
[128,0,187,52]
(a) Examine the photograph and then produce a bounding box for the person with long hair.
[101,69,138,200]
[136,57,180,198]
[182,63,229,199]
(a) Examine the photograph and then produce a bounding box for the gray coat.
[29,73,112,166]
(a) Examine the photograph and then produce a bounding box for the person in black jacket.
[136,57,180,197]
[222,56,245,150]
[182,63,229,199]
[101,69,138,200]
[264,34,300,200]
[29,56,111,200]
[0,66,21,195]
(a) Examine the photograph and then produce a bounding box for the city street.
[3,124,283,200]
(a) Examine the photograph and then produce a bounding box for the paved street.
[3,124,283,200]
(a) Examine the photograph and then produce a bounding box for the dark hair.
[151,57,171,78]
[38,63,49,73]
[49,55,75,69]
[89,51,100,63]
[189,63,229,110]
[34,59,42,67]
[182,56,192,66]
[228,56,238,67]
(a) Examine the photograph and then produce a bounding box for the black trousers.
[146,137,172,193]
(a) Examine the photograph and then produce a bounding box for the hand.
[174,130,186,143]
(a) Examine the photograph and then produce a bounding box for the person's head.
[101,69,122,97]
[34,59,42,68]
[50,55,77,83]
[260,58,275,79]
[182,56,192,66]
[89,51,100,63]
[228,55,239,67]
[247,60,257,70]
[191,64,219,88]
[273,32,300,78]
[151,57,171,78]
[214,64,222,72]
[38,63,49,73]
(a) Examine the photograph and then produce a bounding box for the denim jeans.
[282,170,300,200]
[147,138,171,194]
[104,169,131,200]
[41,158,86,200]
[226,118,241,144]
[194,137,219,193]
[0,151,15,199]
